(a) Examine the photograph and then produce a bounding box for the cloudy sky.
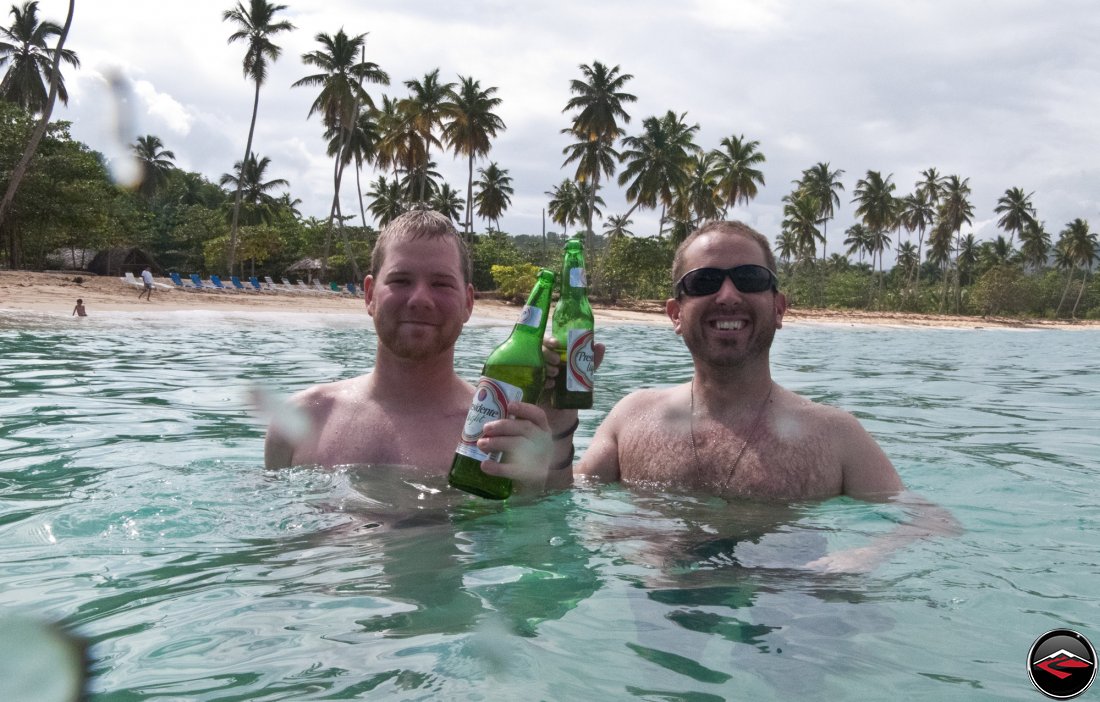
[50,0,1100,249]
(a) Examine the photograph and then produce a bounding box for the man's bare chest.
[616,421,842,501]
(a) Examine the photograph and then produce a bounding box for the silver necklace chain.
[689,379,774,491]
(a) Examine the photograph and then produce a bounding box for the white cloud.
[132,80,194,136]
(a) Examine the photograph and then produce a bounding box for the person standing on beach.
[72,299,86,316]
[138,267,154,301]
[264,209,577,492]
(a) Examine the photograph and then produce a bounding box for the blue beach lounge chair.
[346,282,360,297]
[229,275,251,292]
[248,276,270,293]
[170,272,197,291]
[209,274,237,293]
[189,274,214,292]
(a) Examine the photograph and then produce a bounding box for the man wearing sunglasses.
[573,220,906,501]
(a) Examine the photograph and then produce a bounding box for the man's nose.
[713,275,743,302]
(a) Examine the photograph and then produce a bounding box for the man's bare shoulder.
[602,384,687,430]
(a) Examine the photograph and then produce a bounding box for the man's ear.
[666,297,683,336]
[364,275,375,316]
[463,283,474,322]
[774,291,787,329]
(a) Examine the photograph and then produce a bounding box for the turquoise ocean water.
[1,309,1098,700]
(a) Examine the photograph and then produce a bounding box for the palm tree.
[398,159,441,203]
[852,170,897,299]
[325,106,380,228]
[781,191,822,261]
[796,162,844,259]
[562,61,636,235]
[292,29,389,281]
[400,69,455,202]
[956,233,980,287]
[218,154,289,226]
[896,241,919,278]
[710,134,766,217]
[775,230,798,265]
[603,214,633,240]
[898,190,935,290]
[993,186,1037,246]
[442,76,504,236]
[617,110,700,234]
[561,133,618,241]
[546,179,581,238]
[474,162,512,231]
[366,175,405,227]
[677,152,722,227]
[0,0,73,261]
[1018,219,1051,272]
[430,183,464,223]
[1055,218,1099,318]
[222,0,294,272]
[915,168,946,207]
[938,175,974,312]
[843,223,872,265]
[0,0,78,114]
[375,94,423,180]
[132,135,176,199]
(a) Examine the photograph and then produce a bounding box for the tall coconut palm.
[474,162,512,231]
[366,175,405,227]
[222,0,294,272]
[430,183,464,223]
[561,133,618,241]
[781,191,823,261]
[994,186,1037,246]
[442,76,504,236]
[898,190,935,290]
[843,223,872,265]
[400,69,455,202]
[292,29,389,281]
[325,106,380,228]
[775,231,798,265]
[617,110,700,234]
[375,94,423,180]
[938,175,974,312]
[915,167,946,207]
[546,178,581,239]
[1055,218,1098,318]
[131,134,176,199]
[0,0,78,114]
[709,134,766,217]
[562,61,636,235]
[603,214,633,240]
[0,0,72,262]
[398,159,441,203]
[796,162,844,259]
[677,152,722,227]
[218,154,289,226]
[1018,219,1051,272]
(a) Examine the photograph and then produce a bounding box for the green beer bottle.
[551,239,595,409]
[448,268,556,499]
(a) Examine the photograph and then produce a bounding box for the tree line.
[0,1,1096,319]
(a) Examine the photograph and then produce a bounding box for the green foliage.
[823,268,874,309]
[490,262,540,302]
[970,265,1038,316]
[592,235,673,301]
[470,230,523,290]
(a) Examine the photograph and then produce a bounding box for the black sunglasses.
[675,265,778,297]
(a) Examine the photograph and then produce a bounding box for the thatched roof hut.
[87,247,163,277]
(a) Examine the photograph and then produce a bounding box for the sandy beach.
[2,270,1096,330]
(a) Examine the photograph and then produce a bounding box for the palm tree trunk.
[1071,269,1089,318]
[1055,268,1074,317]
[356,156,368,229]
[466,152,474,238]
[228,77,262,274]
[0,0,75,266]
[420,140,431,202]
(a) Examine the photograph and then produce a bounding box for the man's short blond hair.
[671,220,778,286]
[370,209,472,283]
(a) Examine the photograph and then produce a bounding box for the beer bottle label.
[517,304,542,329]
[566,329,595,392]
[568,267,587,288]
[456,377,524,461]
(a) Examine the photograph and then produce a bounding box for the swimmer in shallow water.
[544,220,960,571]
[72,299,86,317]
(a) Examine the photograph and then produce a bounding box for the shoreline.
[2,270,1098,330]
